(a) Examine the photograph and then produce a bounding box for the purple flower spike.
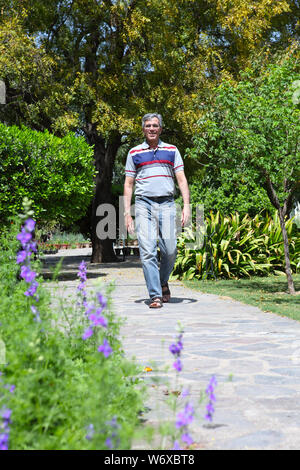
[97,293,107,308]
[181,432,194,445]
[17,229,32,247]
[169,328,184,373]
[89,313,107,328]
[0,432,9,450]
[1,408,12,423]
[20,266,37,283]
[25,218,36,232]
[98,339,112,358]
[105,437,113,449]
[176,404,194,429]
[172,440,181,450]
[82,327,94,340]
[173,358,182,372]
[24,281,38,297]
[205,375,217,423]
[16,250,27,264]
[85,423,95,441]
[169,343,180,355]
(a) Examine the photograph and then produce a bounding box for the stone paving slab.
[42,248,300,450]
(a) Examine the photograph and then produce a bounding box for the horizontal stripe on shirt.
[129,145,176,156]
[136,159,174,168]
[136,174,174,180]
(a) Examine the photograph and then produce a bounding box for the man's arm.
[175,170,190,226]
[123,176,135,233]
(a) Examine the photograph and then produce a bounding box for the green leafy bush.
[187,169,274,217]
[172,211,300,280]
[0,123,95,227]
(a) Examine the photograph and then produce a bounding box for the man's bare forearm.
[177,176,190,205]
[123,178,134,214]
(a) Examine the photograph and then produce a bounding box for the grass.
[183,273,300,322]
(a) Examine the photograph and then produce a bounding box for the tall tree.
[0,0,298,261]
[190,48,300,294]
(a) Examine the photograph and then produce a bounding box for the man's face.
[143,117,162,146]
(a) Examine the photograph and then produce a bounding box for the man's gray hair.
[142,113,163,128]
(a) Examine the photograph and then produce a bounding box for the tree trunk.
[86,129,121,263]
[277,208,296,295]
[264,173,296,295]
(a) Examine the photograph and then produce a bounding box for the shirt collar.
[142,139,164,149]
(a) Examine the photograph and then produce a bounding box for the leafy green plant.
[172,211,299,281]
[0,212,146,450]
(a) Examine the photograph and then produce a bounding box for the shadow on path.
[41,271,106,282]
[135,297,198,306]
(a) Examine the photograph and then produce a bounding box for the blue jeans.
[135,195,177,299]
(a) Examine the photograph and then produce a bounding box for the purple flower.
[20,266,37,283]
[98,339,112,358]
[97,293,107,308]
[16,228,32,247]
[16,218,41,323]
[0,432,9,450]
[77,261,87,301]
[104,416,120,449]
[169,343,181,355]
[176,403,194,429]
[172,440,181,450]
[16,250,27,264]
[30,305,41,322]
[77,281,86,291]
[1,408,12,424]
[173,358,182,372]
[25,218,36,232]
[84,303,95,315]
[89,313,107,328]
[82,327,94,340]
[205,375,217,423]
[105,437,113,449]
[29,241,37,253]
[9,385,15,394]
[181,432,194,446]
[169,330,184,372]
[85,423,95,441]
[24,281,38,297]
[205,402,215,422]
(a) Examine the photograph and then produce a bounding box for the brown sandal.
[162,283,171,303]
[149,297,163,308]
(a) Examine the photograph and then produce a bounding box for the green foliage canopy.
[190,50,300,215]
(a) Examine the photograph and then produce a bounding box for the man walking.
[123,113,190,308]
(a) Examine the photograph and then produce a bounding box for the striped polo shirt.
[125,139,184,197]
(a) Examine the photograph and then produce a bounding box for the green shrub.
[172,211,300,280]
[0,123,95,227]
[187,168,274,218]
[0,218,145,450]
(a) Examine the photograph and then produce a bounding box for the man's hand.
[181,204,191,227]
[125,214,135,235]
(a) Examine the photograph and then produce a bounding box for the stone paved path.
[42,248,300,450]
